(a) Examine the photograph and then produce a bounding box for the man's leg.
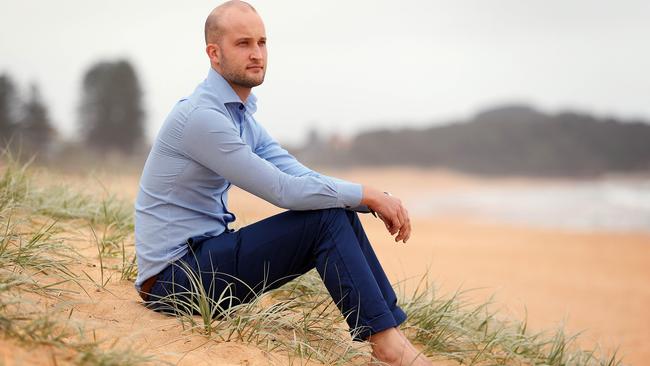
[149,208,406,341]
[235,208,407,341]
[342,210,405,325]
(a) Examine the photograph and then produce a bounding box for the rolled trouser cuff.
[350,305,407,342]
[391,306,408,328]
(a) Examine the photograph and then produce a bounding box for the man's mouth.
[247,65,264,71]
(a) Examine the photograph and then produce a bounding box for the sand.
[228,167,650,365]
[2,167,648,365]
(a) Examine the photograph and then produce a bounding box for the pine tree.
[78,60,145,154]
[16,84,56,157]
[0,74,19,147]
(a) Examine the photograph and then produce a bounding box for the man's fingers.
[376,197,409,239]
[392,214,402,235]
[396,220,408,242]
[402,220,411,243]
[397,206,411,243]
[393,206,407,241]
[395,229,403,242]
[403,207,411,243]
[377,213,393,233]
[384,207,400,235]
[395,207,405,229]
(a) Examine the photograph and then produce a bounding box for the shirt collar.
[207,67,258,114]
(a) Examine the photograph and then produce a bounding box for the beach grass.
[148,258,370,365]
[0,151,624,365]
[0,151,157,365]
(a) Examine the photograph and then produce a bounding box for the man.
[134,1,431,365]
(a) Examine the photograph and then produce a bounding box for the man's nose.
[250,45,262,60]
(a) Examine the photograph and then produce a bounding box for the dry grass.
[0,150,624,365]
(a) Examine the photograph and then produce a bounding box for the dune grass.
[148,259,622,366]
[0,151,625,365]
[147,257,370,365]
[0,151,156,365]
[396,274,622,365]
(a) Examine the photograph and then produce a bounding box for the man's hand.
[361,186,411,243]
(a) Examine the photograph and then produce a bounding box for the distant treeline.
[0,60,146,165]
[4,62,650,178]
[296,105,650,177]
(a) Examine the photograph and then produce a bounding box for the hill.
[296,105,650,176]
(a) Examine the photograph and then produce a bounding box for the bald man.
[134,2,430,365]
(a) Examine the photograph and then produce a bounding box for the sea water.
[412,177,650,232]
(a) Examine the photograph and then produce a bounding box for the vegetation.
[298,105,650,177]
[1,59,145,163]
[0,74,19,145]
[0,74,56,157]
[78,60,145,154]
[0,152,624,365]
[0,152,154,365]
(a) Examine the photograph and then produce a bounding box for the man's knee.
[344,209,360,224]
[316,207,348,225]
[317,208,363,231]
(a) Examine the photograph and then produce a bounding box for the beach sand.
[2,167,648,365]
[228,167,650,365]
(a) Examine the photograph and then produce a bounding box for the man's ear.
[206,43,220,65]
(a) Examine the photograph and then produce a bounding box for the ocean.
[412,177,650,233]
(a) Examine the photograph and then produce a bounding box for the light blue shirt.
[134,68,367,290]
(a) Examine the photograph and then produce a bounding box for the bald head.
[205,1,258,44]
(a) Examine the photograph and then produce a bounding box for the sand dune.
[2,167,648,365]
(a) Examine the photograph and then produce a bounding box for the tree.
[78,60,145,154]
[16,84,56,157]
[0,73,19,147]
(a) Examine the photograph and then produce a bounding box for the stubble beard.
[220,53,265,89]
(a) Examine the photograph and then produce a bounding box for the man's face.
[214,9,267,89]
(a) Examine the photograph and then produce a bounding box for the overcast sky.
[2,1,649,144]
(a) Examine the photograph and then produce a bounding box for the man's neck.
[211,65,251,103]
[228,82,251,103]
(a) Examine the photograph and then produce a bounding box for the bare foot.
[396,328,426,359]
[369,327,432,366]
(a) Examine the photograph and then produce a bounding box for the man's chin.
[245,75,265,88]
[247,71,265,85]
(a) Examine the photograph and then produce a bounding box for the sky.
[1,0,649,145]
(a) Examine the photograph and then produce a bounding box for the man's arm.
[252,122,313,177]
[250,119,411,243]
[181,108,362,210]
[253,122,372,213]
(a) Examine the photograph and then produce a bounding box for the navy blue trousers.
[147,208,406,341]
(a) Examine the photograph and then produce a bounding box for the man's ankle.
[369,328,405,361]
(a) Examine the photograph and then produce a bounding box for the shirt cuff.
[348,204,372,213]
[334,180,363,209]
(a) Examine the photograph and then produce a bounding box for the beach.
[228,167,650,364]
[1,166,648,365]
